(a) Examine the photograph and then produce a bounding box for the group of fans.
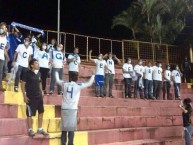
[0,21,190,101]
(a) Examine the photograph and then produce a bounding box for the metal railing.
[45,30,180,64]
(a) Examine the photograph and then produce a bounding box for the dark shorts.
[26,98,44,117]
[95,75,104,86]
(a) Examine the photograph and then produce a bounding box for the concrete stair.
[1,63,193,145]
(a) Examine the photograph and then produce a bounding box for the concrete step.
[0,132,88,145]
[87,126,183,145]
[77,116,182,131]
[0,104,18,118]
[55,105,183,118]
[98,138,193,145]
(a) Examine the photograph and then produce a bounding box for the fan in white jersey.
[103,52,121,97]
[12,36,33,92]
[133,59,144,99]
[89,50,111,97]
[122,58,133,98]
[67,47,81,82]
[152,62,163,99]
[144,61,155,100]
[49,44,66,95]
[0,22,9,91]
[55,70,95,145]
[163,64,172,100]
[35,42,51,95]
[172,65,182,100]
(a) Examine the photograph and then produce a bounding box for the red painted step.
[0,104,18,118]
[0,135,49,145]
[87,126,183,145]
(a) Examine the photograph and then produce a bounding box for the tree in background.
[112,0,193,44]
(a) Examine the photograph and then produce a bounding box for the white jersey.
[35,51,50,68]
[68,53,81,72]
[152,66,162,81]
[47,44,55,53]
[61,75,95,109]
[106,58,115,74]
[122,63,133,78]
[0,36,7,60]
[164,70,171,81]
[172,70,181,83]
[144,66,153,80]
[134,64,144,77]
[94,59,107,75]
[15,44,33,68]
[51,50,66,68]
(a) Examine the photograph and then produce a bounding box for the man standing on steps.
[67,47,81,82]
[21,59,49,137]
[55,70,95,145]
[103,52,121,98]
[12,35,33,92]
[0,22,9,91]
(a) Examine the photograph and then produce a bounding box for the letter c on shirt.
[23,52,27,58]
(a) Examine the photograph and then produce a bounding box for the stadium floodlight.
[57,0,60,44]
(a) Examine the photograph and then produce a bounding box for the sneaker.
[58,91,63,95]
[37,129,49,136]
[43,90,47,95]
[0,85,6,92]
[14,86,18,92]
[49,91,53,95]
[28,130,35,137]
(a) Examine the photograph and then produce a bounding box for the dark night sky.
[0,0,133,39]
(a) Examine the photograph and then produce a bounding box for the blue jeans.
[184,125,192,145]
[61,131,74,145]
[134,77,144,98]
[144,79,153,99]
[174,83,180,98]
[124,78,132,98]
[14,65,29,87]
[0,59,4,86]
[49,68,63,93]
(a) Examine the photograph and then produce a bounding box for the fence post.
[152,43,155,62]
[122,40,124,63]
[166,45,169,63]
[137,41,140,59]
[73,34,76,48]
[99,38,101,54]
[46,31,49,44]
[190,43,193,63]
[86,37,89,61]
[64,33,66,52]
[111,40,112,53]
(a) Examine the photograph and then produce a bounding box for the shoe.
[58,91,63,95]
[37,129,49,136]
[175,97,181,100]
[0,85,6,92]
[100,95,104,98]
[28,129,35,137]
[43,90,47,95]
[109,95,114,98]
[49,91,53,95]
[14,86,18,92]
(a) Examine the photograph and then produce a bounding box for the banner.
[11,22,44,36]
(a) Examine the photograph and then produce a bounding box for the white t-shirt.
[0,36,7,60]
[164,70,171,81]
[15,44,33,67]
[134,64,144,77]
[122,63,133,78]
[152,66,162,81]
[94,59,107,75]
[105,58,116,74]
[144,66,153,80]
[172,70,181,83]
[68,53,81,72]
[51,50,66,68]
[61,75,95,109]
[36,51,50,68]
